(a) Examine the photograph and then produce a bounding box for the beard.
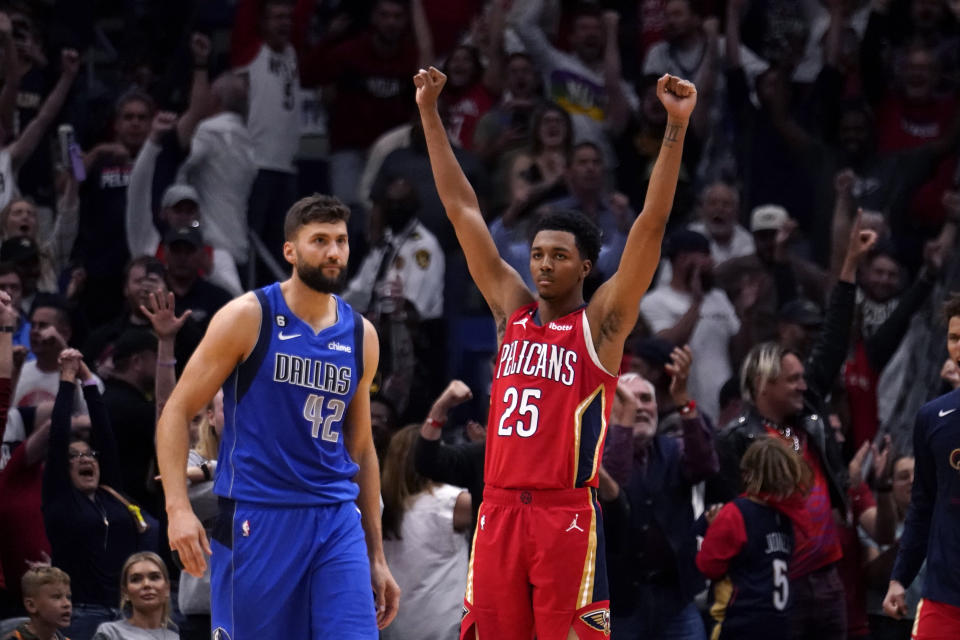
[296,259,347,294]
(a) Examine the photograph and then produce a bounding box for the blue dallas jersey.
[214,283,365,506]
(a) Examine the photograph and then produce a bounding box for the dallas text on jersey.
[273,352,352,395]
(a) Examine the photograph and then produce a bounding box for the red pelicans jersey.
[486,302,617,489]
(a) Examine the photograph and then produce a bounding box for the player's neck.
[281,279,338,333]
[536,294,584,324]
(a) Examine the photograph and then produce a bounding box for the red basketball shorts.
[912,598,960,640]
[460,486,610,640]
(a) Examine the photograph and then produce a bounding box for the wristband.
[678,400,697,416]
[82,378,99,387]
[157,359,177,367]
[200,462,211,481]
[425,417,445,429]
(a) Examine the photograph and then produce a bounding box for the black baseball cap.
[163,226,203,249]
[0,237,39,263]
[779,299,824,327]
[664,229,710,259]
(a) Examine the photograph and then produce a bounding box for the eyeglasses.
[68,450,99,461]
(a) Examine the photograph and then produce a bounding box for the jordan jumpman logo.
[566,514,585,532]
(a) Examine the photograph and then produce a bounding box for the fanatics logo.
[548,322,573,331]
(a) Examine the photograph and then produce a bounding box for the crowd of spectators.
[0,0,958,638]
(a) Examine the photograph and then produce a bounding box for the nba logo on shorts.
[212,628,231,640]
[241,520,251,537]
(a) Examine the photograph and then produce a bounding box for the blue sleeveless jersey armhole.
[235,288,272,403]
[351,308,364,380]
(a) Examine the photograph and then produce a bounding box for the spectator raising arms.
[42,349,157,640]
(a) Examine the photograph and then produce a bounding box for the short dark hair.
[866,241,899,266]
[123,256,166,287]
[568,141,603,165]
[115,89,155,117]
[112,329,158,371]
[530,209,602,265]
[0,262,22,281]
[283,194,351,240]
[30,293,70,328]
[571,3,603,22]
[944,292,960,324]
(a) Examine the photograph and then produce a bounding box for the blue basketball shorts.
[210,498,377,639]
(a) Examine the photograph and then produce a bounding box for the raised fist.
[657,75,697,121]
[414,67,447,109]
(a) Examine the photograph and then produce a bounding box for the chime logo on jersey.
[495,339,578,386]
[579,608,610,634]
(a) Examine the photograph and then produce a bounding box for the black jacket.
[707,281,857,513]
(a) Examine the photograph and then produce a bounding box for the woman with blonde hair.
[381,424,471,640]
[91,551,179,639]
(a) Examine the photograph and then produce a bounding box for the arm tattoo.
[663,123,682,147]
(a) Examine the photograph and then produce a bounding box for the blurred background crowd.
[0,0,958,638]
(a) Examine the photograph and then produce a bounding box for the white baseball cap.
[750,204,788,232]
[161,184,199,209]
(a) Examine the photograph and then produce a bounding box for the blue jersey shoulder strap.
[235,288,273,403]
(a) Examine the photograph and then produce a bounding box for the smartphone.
[58,124,86,182]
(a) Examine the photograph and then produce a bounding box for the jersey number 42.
[303,393,346,443]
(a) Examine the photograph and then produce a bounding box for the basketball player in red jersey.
[415,67,696,640]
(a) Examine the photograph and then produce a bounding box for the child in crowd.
[4,567,72,640]
[697,437,811,639]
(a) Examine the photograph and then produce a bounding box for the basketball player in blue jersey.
[156,194,400,639]
[883,294,960,639]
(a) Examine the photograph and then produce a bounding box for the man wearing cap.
[640,229,748,420]
[778,298,825,358]
[126,177,242,296]
[715,203,830,359]
[163,226,233,329]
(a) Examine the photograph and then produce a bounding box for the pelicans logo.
[949,448,960,472]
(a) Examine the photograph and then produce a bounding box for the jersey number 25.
[497,387,541,437]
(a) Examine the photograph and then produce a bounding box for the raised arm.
[127,113,174,257]
[0,13,20,141]
[415,67,533,333]
[587,75,696,372]
[176,33,212,150]
[142,290,192,422]
[344,318,400,630]
[158,294,259,577]
[9,50,79,170]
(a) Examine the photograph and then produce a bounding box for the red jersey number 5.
[497,387,541,437]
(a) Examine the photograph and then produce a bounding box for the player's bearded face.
[296,255,347,294]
